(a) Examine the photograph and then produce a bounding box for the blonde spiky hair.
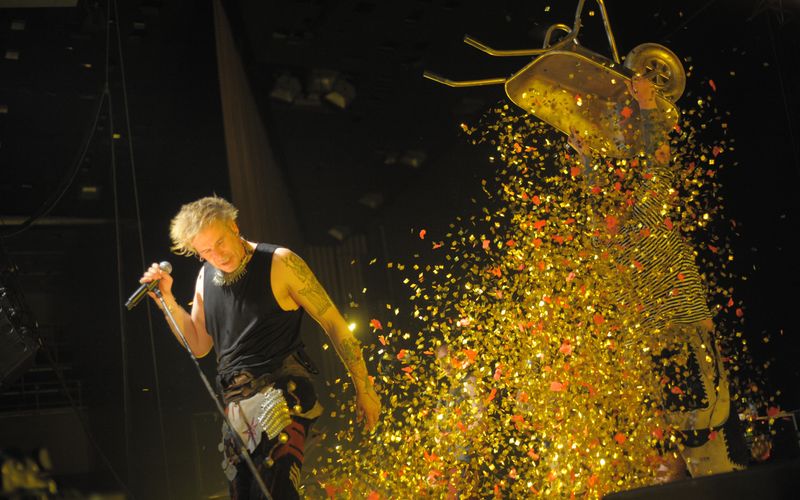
[169,195,238,256]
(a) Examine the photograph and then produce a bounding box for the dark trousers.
[226,416,314,500]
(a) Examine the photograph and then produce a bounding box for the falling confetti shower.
[307,82,773,498]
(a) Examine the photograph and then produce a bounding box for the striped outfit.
[588,108,748,475]
[615,109,711,330]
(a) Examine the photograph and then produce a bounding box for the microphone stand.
[153,288,273,500]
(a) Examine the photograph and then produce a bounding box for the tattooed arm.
[273,247,381,431]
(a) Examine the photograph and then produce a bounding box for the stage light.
[399,149,427,168]
[327,225,351,241]
[324,78,356,109]
[358,192,383,209]
[269,74,302,104]
[307,69,339,95]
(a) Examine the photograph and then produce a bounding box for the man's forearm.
[157,294,205,356]
[332,335,372,392]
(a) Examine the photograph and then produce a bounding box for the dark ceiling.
[0,0,798,242]
[226,0,800,242]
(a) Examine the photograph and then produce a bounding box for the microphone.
[125,261,173,310]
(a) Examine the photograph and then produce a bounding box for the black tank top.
[203,243,304,383]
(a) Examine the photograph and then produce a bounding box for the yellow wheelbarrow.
[424,0,685,158]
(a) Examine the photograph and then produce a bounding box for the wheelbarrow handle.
[463,35,552,57]
[422,71,506,87]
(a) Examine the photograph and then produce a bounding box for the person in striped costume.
[569,76,749,480]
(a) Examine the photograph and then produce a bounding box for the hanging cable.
[103,0,135,489]
[660,0,718,42]
[36,335,137,500]
[764,10,799,175]
[110,0,174,496]
[0,91,106,239]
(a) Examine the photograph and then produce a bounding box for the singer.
[138,195,381,499]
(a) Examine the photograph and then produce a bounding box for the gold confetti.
[308,79,767,499]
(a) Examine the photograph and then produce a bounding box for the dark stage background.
[0,1,798,498]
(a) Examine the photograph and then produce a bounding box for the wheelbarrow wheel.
[624,43,686,102]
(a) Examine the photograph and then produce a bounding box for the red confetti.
[712,145,722,157]
[432,241,443,249]
[570,166,581,177]
[533,219,547,231]
[670,386,684,395]
[378,335,388,346]
[767,406,781,417]
[485,388,498,403]
[397,349,407,360]
[532,195,542,205]
[550,381,564,392]
[614,432,626,444]
[677,272,685,281]
[370,318,383,330]
[324,483,338,498]
[708,431,718,441]
[709,79,717,92]
[559,341,573,355]
[593,313,605,325]
[482,239,491,250]
[606,215,619,233]
[463,348,477,363]
[418,229,426,239]
[664,217,674,230]
[620,106,633,119]
[579,381,597,396]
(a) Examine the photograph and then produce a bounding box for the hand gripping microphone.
[125,261,173,310]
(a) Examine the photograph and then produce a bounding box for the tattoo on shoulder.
[282,252,333,316]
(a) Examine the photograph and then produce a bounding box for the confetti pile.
[308,80,773,498]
